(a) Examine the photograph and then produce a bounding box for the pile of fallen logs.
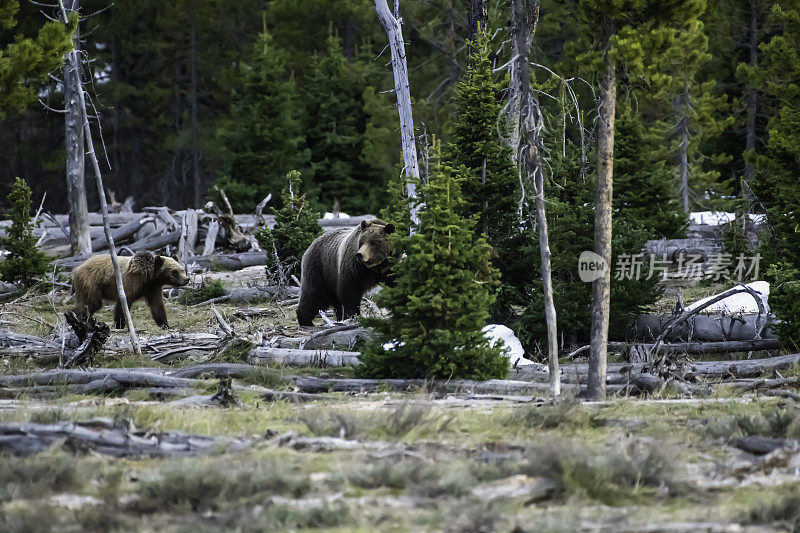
[0,192,373,266]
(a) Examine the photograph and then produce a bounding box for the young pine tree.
[216,32,309,212]
[256,170,322,278]
[359,148,509,380]
[0,177,50,285]
[446,28,519,253]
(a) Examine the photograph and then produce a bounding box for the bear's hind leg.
[297,287,335,326]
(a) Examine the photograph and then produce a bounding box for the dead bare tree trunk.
[587,17,617,401]
[374,0,420,227]
[676,76,690,213]
[466,0,488,44]
[743,0,758,220]
[63,0,91,256]
[190,16,201,209]
[509,0,559,397]
[59,0,140,355]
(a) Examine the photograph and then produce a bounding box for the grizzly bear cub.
[296,219,395,326]
[72,250,190,329]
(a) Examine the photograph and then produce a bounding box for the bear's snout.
[355,251,364,262]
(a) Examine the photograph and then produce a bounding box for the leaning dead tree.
[58,0,140,354]
[63,0,90,255]
[508,0,560,397]
[587,16,617,401]
[374,0,420,226]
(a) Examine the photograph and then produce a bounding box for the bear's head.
[356,219,395,269]
[155,255,190,287]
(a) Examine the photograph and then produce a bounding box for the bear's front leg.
[113,302,127,329]
[146,291,169,329]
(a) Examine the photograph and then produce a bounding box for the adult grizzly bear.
[296,219,395,326]
[72,250,190,329]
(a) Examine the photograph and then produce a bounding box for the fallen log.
[249,347,362,367]
[90,216,154,251]
[185,251,266,270]
[0,419,252,457]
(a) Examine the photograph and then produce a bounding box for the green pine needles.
[256,170,321,277]
[0,177,50,285]
[358,148,509,380]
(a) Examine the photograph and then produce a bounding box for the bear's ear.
[154,255,165,271]
[360,220,369,230]
[384,223,395,234]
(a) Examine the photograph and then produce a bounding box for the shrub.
[0,177,51,285]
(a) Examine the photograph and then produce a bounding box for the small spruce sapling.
[0,177,51,286]
[256,170,322,278]
[358,146,509,380]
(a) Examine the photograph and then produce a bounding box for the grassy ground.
[0,285,798,531]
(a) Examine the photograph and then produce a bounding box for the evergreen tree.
[745,5,800,346]
[0,0,73,118]
[359,147,508,380]
[216,31,309,212]
[446,29,518,245]
[303,34,384,214]
[256,170,322,277]
[445,28,529,318]
[0,177,50,285]
[613,100,686,239]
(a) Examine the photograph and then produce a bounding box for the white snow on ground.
[382,325,534,367]
[323,212,351,219]
[689,211,766,226]
[483,324,535,366]
[686,281,769,314]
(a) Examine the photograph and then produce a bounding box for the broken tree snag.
[178,208,199,261]
[206,187,252,252]
[58,0,140,355]
[61,311,111,368]
[374,0,420,226]
[202,215,219,256]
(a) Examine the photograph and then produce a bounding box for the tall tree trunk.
[743,0,758,223]
[509,0,559,397]
[190,17,201,209]
[342,18,356,60]
[587,17,616,401]
[676,76,690,213]
[466,0,488,43]
[59,0,140,355]
[63,0,91,256]
[374,0,420,226]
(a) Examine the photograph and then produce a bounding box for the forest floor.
[1,283,799,532]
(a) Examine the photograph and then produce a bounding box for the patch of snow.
[483,324,534,366]
[323,212,351,219]
[689,211,766,226]
[382,340,405,351]
[686,281,770,314]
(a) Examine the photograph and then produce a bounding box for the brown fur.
[72,251,190,329]
[296,219,395,326]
